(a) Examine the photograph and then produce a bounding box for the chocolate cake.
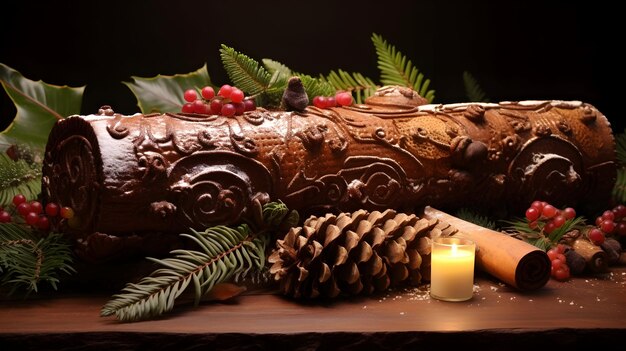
[41,86,617,261]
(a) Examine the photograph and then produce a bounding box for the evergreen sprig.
[372,33,435,103]
[502,216,586,251]
[101,201,297,322]
[0,152,42,206]
[614,130,626,166]
[220,44,272,96]
[463,71,490,102]
[454,208,496,230]
[0,223,74,296]
[613,167,626,204]
[324,69,378,104]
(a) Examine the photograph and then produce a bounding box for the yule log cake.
[41,86,616,261]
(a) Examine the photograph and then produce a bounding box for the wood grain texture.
[1,267,624,350]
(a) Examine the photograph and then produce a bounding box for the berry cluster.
[312,91,353,109]
[525,201,576,234]
[547,244,570,281]
[0,194,74,231]
[181,85,256,117]
[590,204,626,245]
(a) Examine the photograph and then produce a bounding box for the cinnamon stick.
[422,206,551,291]
[571,237,608,273]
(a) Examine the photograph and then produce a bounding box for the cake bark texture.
[41,86,616,261]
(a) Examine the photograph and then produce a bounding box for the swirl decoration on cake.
[168,151,272,227]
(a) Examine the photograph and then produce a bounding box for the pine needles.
[372,33,435,103]
[0,152,41,206]
[463,71,490,102]
[101,201,297,322]
[0,223,74,296]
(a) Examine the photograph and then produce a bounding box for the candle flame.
[451,243,458,256]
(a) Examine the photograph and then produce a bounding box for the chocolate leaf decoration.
[123,64,213,114]
[0,63,84,152]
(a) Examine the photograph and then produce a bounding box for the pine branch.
[371,33,435,103]
[262,58,292,87]
[0,152,42,206]
[463,71,490,102]
[614,130,626,166]
[501,216,586,251]
[454,208,496,230]
[613,167,626,204]
[324,70,378,104]
[0,223,74,296]
[298,74,336,100]
[220,44,272,96]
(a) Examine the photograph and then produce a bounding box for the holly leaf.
[0,63,85,152]
[123,64,213,114]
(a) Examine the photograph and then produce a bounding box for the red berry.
[17,202,31,217]
[182,102,194,113]
[530,200,544,212]
[183,89,197,103]
[221,103,236,117]
[595,216,603,227]
[243,99,256,111]
[563,207,576,220]
[230,88,245,103]
[547,248,559,261]
[551,258,564,270]
[552,215,566,228]
[556,244,567,254]
[601,210,615,221]
[313,96,327,108]
[326,96,337,108]
[45,203,60,217]
[210,99,223,115]
[30,201,43,214]
[588,228,605,245]
[544,221,556,234]
[616,222,626,237]
[192,100,209,114]
[553,265,570,281]
[600,220,615,234]
[542,204,558,218]
[60,206,75,219]
[201,86,215,100]
[25,212,39,226]
[12,194,26,206]
[37,216,50,230]
[218,85,233,98]
[526,207,540,222]
[612,204,626,220]
[528,220,538,230]
[335,92,353,106]
[233,102,245,116]
[0,211,11,223]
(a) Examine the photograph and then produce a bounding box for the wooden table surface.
[1,267,625,350]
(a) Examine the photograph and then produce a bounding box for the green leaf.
[463,71,490,102]
[262,58,292,86]
[325,69,378,104]
[0,63,84,152]
[614,130,626,166]
[454,208,496,230]
[220,45,271,96]
[298,74,335,100]
[613,167,626,204]
[123,64,212,114]
[371,33,435,103]
[0,152,41,206]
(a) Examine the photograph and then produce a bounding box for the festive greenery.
[124,64,213,114]
[502,216,586,251]
[0,63,84,152]
[372,33,435,103]
[0,223,74,296]
[611,130,626,203]
[463,71,490,102]
[454,208,496,230]
[0,152,41,207]
[101,201,298,322]
[323,69,377,104]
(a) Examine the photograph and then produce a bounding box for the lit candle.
[430,237,476,301]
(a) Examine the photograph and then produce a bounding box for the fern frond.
[325,70,378,104]
[454,208,496,230]
[0,223,74,296]
[262,58,292,87]
[614,131,626,166]
[463,71,490,102]
[371,33,435,103]
[100,224,267,322]
[613,167,626,203]
[298,74,336,100]
[219,45,271,95]
[0,152,41,206]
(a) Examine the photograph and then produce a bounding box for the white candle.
[430,237,476,301]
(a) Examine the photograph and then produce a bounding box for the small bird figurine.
[281,76,309,112]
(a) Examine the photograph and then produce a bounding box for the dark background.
[0,1,622,132]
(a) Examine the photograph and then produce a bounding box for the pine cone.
[268,209,453,299]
